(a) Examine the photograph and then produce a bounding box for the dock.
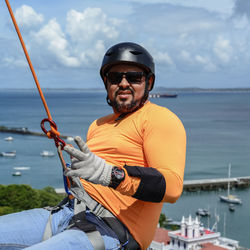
[0,125,69,139]
[55,176,250,194]
[183,176,250,192]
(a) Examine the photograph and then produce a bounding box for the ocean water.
[0,89,250,247]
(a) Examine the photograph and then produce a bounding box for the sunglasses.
[106,72,146,85]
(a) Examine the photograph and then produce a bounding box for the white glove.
[64,136,112,186]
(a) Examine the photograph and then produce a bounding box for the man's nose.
[118,75,130,88]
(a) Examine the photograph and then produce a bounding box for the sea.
[0,89,250,248]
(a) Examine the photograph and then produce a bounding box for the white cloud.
[15,5,44,28]
[66,8,121,42]
[2,57,27,68]
[64,7,122,66]
[33,19,79,67]
[213,36,233,64]
[154,51,174,67]
[79,40,106,66]
[2,1,250,88]
[20,7,123,69]
[195,55,217,72]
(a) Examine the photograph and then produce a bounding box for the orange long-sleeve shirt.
[81,101,186,249]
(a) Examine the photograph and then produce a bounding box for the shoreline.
[1,87,250,93]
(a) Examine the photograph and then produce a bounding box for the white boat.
[13,166,30,170]
[40,150,55,157]
[219,163,242,204]
[4,136,13,141]
[229,204,235,212]
[12,171,21,176]
[0,150,16,157]
[196,208,210,217]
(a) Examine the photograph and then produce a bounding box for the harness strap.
[43,197,70,241]
[67,199,105,250]
[85,231,106,250]
[42,212,53,241]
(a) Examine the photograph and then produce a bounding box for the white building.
[148,216,239,250]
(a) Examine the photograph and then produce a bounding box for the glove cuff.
[101,163,113,186]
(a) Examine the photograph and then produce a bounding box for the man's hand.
[64,136,112,186]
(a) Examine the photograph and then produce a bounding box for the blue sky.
[1,0,250,89]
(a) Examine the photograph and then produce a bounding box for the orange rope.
[5,0,52,120]
[5,0,60,138]
[5,1,72,196]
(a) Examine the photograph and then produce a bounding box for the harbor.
[1,90,250,248]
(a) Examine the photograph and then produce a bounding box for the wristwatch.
[109,166,125,189]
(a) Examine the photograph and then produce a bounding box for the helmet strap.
[106,95,113,106]
[139,72,152,107]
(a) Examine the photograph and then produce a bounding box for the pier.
[55,176,250,194]
[183,176,250,192]
[0,126,69,139]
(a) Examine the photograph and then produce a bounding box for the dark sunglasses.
[106,71,146,85]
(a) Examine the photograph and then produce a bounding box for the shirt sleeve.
[116,106,186,203]
[142,107,186,203]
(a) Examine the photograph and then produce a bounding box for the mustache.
[115,87,134,97]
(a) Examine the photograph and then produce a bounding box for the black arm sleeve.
[124,165,166,203]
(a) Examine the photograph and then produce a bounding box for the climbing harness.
[5,1,141,248]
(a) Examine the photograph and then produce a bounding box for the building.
[148,216,239,250]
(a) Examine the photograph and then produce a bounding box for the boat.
[13,166,30,170]
[196,208,210,217]
[159,93,178,98]
[219,163,242,204]
[4,136,13,141]
[149,93,178,98]
[0,150,16,157]
[12,171,21,176]
[40,150,55,157]
[229,204,235,212]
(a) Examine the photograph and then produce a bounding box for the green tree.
[159,213,168,228]
[0,184,63,215]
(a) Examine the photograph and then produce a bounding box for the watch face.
[113,167,125,180]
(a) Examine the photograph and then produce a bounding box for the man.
[0,42,186,250]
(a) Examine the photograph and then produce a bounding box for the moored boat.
[219,194,242,204]
[229,204,235,212]
[4,136,14,141]
[0,150,16,157]
[40,150,55,157]
[12,171,21,176]
[149,93,178,98]
[219,163,242,204]
[196,208,210,217]
[13,166,30,170]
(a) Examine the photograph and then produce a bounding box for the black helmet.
[100,42,155,90]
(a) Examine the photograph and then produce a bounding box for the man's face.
[105,64,151,114]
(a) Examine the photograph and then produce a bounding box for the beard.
[113,99,138,113]
[112,87,138,113]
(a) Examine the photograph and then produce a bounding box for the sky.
[1,0,250,89]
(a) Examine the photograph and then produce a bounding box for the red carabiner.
[40,118,66,148]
